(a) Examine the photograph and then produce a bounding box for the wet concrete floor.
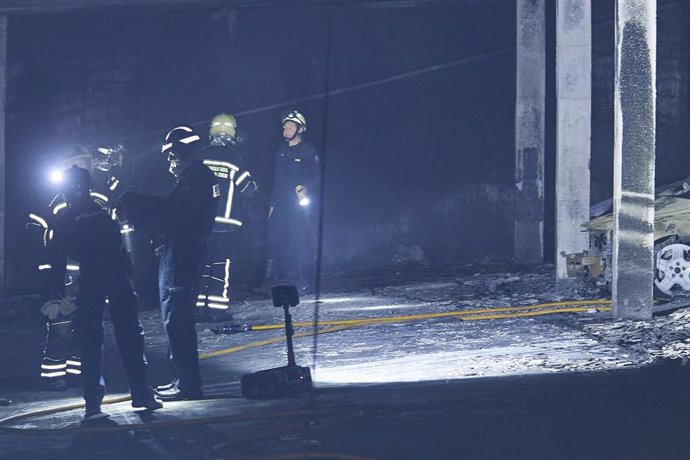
[2,265,690,459]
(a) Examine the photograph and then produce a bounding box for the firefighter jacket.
[120,160,219,287]
[46,199,130,298]
[269,141,321,209]
[199,143,257,232]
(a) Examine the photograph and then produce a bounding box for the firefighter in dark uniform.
[120,125,219,401]
[27,148,122,391]
[266,110,321,294]
[47,165,162,423]
[198,113,258,320]
[28,201,82,391]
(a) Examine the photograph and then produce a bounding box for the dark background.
[5,0,690,296]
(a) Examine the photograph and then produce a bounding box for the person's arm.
[45,220,68,299]
[118,191,168,232]
[233,149,258,197]
[268,151,282,218]
[236,170,257,197]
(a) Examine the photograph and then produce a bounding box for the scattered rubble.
[582,306,690,363]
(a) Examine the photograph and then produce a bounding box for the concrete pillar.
[555,0,591,284]
[612,0,656,320]
[0,16,6,297]
[515,0,545,265]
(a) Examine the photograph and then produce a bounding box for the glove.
[41,297,77,320]
[40,299,61,320]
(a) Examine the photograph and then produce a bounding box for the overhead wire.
[91,45,514,148]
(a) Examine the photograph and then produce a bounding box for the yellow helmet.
[281,110,306,131]
[209,113,237,142]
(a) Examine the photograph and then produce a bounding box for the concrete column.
[555,0,591,283]
[0,16,6,297]
[612,0,656,320]
[515,0,545,265]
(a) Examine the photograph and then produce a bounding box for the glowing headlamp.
[50,169,64,184]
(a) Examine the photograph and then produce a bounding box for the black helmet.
[61,165,93,204]
[161,125,201,159]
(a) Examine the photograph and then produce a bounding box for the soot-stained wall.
[7,2,517,294]
[5,0,689,294]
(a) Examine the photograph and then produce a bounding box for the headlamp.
[50,169,64,184]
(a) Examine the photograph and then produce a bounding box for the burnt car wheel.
[654,243,690,297]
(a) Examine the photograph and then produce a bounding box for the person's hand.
[40,299,61,320]
[40,297,76,320]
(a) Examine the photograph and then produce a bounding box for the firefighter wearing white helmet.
[265,110,321,294]
[281,110,307,132]
[197,113,258,320]
[119,124,219,401]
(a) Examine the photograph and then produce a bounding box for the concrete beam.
[555,0,591,283]
[612,0,656,320]
[515,0,545,264]
[0,0,487,14]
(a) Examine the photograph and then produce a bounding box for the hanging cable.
[311,4,335,374]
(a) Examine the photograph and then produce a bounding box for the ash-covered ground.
[2,263,690,459]
[2,263,690,400]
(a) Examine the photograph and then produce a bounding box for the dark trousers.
[75,270,150,411]
[42,318,80,379]
[266,205,318,289]
[159,245,202,392]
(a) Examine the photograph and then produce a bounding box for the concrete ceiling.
[0,0,497,14]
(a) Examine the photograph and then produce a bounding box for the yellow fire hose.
[0,299,612,435]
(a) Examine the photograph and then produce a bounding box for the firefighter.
[28,204,82,391]
[28,149,98,391]
[197,113,258,321]
[265,110,321,294]
[47,165,162,422]
[119,125,219,401]
[28,146,130,391]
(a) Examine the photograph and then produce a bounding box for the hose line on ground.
[0,298,612,434]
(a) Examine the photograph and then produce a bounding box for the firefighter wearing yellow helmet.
[209,113,238,145]
[197,113,258,321]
